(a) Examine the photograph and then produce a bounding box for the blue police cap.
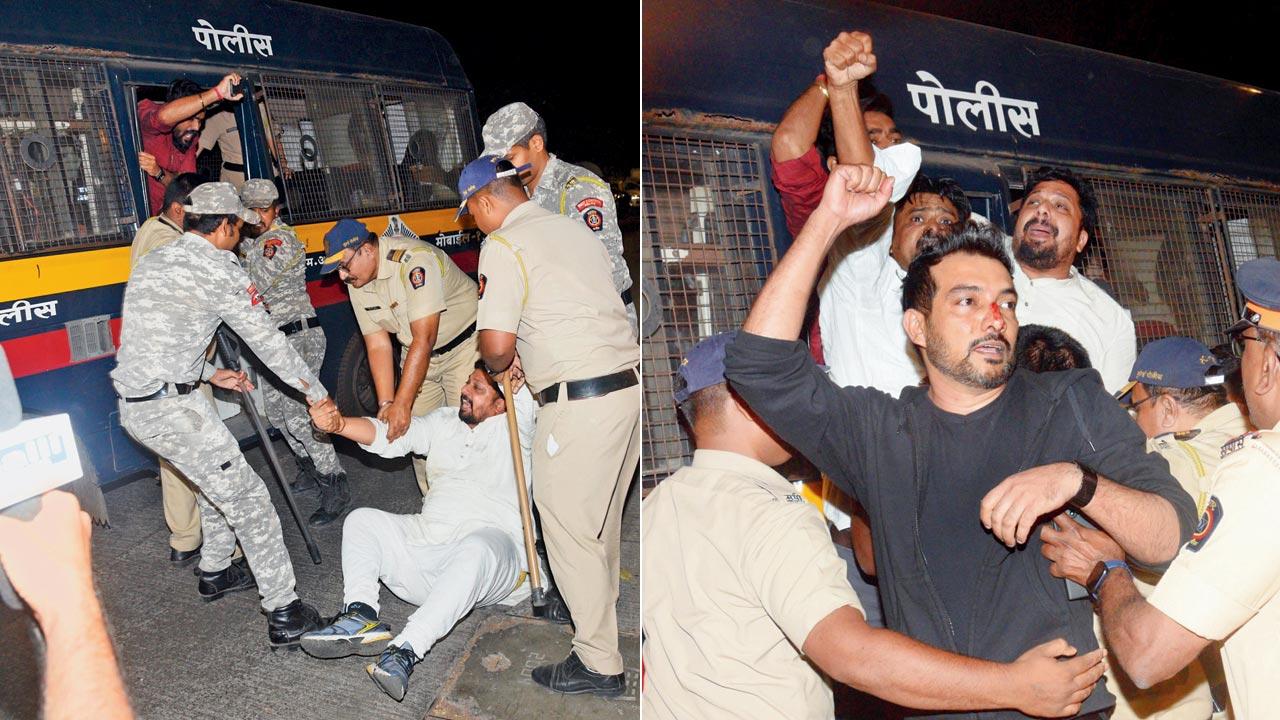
[1227,257,1280,334]
[674,332,738,404]
[320,218,371,274]
[455,155,531,220]
[1115,336,1224,401]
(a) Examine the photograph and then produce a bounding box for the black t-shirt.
[918,375,1020,643]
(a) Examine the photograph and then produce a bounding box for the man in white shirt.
[1009,167,1136,393]
[300,362,535,702]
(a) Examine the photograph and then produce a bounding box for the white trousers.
[340,507,521,657]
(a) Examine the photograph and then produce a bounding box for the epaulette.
[387,249,407,263]
[1173,429,1202,441]
[562,176,578,191]
[1221,431,1260,459]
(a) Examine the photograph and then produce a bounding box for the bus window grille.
[66,314,114,362]
[1072,173,1237,353]
[641,130,778,489]
[0,55,135,257]
[1215,187,1280,270]
[258,74,399,225]
[377,85,477,213]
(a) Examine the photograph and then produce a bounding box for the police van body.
[0,0,482,485]
[642,0,1280,483]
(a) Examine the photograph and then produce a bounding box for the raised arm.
[825,31,877,167]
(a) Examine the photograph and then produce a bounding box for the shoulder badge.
[583,207,604,232]
[563,177,578,191]
[408,266,426,290]
[246,283,263,306]
[477,273,487,300]
[1172,429,1202,441]
[1221,431,1260,459]
[575,197,604,213]
[1186,495,1222,553]
[262,238,283,259]
[387,249,406,263]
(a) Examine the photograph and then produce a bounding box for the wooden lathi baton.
[501,371,547,616]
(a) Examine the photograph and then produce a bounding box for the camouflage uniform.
[240,214,343,479]
[481,102,637,334]
[112,184,326,611]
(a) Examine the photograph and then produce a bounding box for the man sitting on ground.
[302,362,535,702]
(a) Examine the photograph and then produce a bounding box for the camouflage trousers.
[261,325,342,476]
[120,391,298,611]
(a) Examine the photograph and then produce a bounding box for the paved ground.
[0,436,639,720]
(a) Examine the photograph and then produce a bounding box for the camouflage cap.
[240,179,279,209]
[481,101,541,158]
[183,182,260,224]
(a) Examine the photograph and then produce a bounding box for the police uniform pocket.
[125,402,203,443]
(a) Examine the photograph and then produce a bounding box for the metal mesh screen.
[642,131,778,488]
[1075,174,1235,350]
[259,74,398,224]
[1215,187,1280,271]
[379,85,474,211]
[0,55,135,256]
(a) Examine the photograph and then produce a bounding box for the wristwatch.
[1070,462,1098,509]
[1086,559,1130,603]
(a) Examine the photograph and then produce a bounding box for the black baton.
[214,327,322,564]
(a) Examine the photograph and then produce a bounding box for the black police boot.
[267,599,323,649]
[309,472,351,527]
[530,651,625,697]
[291,456,318,493]
[197,560,257,602]
[169,543,202,567]
[541,586,574,626]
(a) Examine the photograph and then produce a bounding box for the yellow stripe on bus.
[0,209,469,303]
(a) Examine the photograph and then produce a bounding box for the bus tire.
[334,334,399,417]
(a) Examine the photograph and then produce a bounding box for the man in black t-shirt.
[724,165,1195,720]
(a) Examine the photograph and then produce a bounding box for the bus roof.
[0,0,471,89]
[644,0,1280,184]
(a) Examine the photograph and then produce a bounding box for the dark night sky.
[878,0,1280,92]
[303,1,640,181]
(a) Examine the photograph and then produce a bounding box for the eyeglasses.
[1123,393,1159,413]
[336,247,361,276]
[1231,332,1266,359]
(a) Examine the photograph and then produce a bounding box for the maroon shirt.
[770,145,829,364]
[138,99,199,215]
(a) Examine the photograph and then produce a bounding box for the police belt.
[223,162,246,173]
[534,367,638,407]
[434,322,476,357]
[120,381,199,403]
[279,316,321,336]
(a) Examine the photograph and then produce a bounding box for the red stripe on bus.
[2,317,123,379]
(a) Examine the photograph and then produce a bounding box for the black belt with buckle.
[121,382,198,403]
[279,316,321,336]
[535,367,639,407]
[434,321,477,356]
[223,162,246,173]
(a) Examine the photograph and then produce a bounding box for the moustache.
[1021,218,1057,239]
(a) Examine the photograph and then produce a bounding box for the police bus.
[642,0,1280,484]
[0,0,482,485]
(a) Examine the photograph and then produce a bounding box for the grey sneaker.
[299,602,392,659]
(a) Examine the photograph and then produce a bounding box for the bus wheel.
[334,334,398,417]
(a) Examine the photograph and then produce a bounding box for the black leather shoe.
[541,587,573,626]
[291,456,318,493]
[530,652,625,697]
[197,561,256,602]
[170,544,201,567]
[309,472,351,527]
[268,599,323,649]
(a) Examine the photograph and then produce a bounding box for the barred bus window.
[1074,173,1237,350]
[258,74,397,224]
[0,56,135,257]
[379,85,476,212]
[642,130,779,489]
[1216,188,1280,267]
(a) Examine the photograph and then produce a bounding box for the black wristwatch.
[1086,559,1130,603]
[151,168,165,182]
[1069,462,1098,509]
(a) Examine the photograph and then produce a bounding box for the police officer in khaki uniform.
[128,172,210,564]
[480,102,637,334]
[1042,257,1280,719]
[320,218,477,495]
[645,333,1106,720]
[464,156,640,696]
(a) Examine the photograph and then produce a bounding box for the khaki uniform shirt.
[129,214,183,265]
[198,110,241,164]
[1148,403,1251,513]
[643,450,864,720]
[1149,422,1280,720]
[474,202,637,393]
[348,235,477,349]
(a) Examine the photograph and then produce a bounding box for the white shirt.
[360,386,536,557]
[1009,258,1136,394]
[817,141,923,393]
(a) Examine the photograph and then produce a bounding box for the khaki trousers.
[406,338,477,495]
[159,381,214,552]
[532,381,640,675]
